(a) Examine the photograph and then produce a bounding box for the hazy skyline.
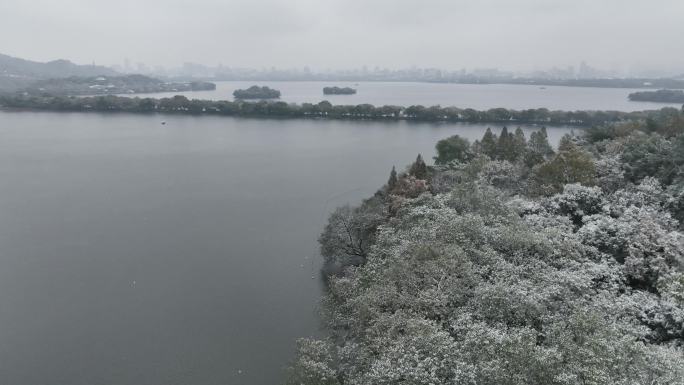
[2,0,683,73]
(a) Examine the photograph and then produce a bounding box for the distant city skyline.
[108,59,682,80]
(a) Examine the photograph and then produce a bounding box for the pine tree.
[387,166,398,189]
[528,126,554,157]
[513,127,527,160]
[409,154,428,180]
[480,127,498,159]
[497,126,514,161]
[530,141,596,195]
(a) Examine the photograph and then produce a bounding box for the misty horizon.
[3,52,683,80]
[2,0,683,75]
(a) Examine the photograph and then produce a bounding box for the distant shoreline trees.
[2,94,682,128]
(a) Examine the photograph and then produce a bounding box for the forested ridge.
[287,108,684,384]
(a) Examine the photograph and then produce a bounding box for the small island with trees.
[233,85,281,99]
[629,89,684,103]
[323,86,357,95]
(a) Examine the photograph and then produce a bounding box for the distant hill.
[0,53,118,92]
[0,53,117,79]
[0,53,218,96]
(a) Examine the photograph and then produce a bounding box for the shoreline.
[1,95,677,127]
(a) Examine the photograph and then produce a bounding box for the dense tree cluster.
[323,87,357,95]
[2,94,682,127]
[232,85,281,99]
[290,110,684,385]
[629,89,684,103]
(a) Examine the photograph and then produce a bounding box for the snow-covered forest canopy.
[288,106,684,385]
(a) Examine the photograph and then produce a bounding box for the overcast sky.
[1,0,683,72]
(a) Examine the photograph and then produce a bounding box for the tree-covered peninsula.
[323,86,357,95]
[233,85,281,99]
[2,94,683,128]
[287,109,684,385]
[629,89,684,103]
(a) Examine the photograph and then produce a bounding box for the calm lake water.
[127,80,682,112]
[0,111,571,385]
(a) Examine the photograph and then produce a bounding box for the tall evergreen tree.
[524,127,555,167]
[480,127,498,159]
[528,126,554,157]
[530,136,596,195]
[497,126,515,161]
[409,154,428,180]
[513,127,527,160]
[387,166,398,189]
